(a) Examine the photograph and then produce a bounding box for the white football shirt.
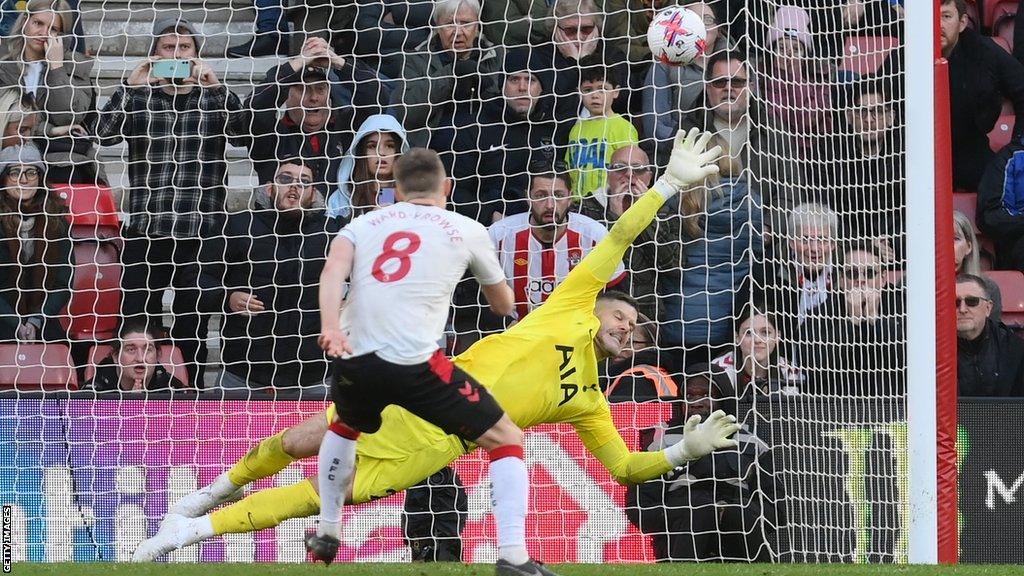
[488,212,627,320]
[338,203,505,364]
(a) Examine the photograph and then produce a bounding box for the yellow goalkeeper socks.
[210,478,320,534]
[227,430,295,486]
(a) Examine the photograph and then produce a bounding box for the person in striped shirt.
[488,160,626,320]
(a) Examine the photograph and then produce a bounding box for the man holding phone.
[96,16,247,388]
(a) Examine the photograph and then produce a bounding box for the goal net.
[0,0,954,565]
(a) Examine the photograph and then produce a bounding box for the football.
[647,6,708,66]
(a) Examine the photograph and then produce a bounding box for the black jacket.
[958,318,1024,397]
[85,358,186,392]
[436,97,557,224]
[948,27,1024,190]
[242,62,387,197]
[189,206,341,387]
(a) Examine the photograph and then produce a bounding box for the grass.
[15,564,1024,576]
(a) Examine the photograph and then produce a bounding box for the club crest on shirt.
[567,248,583,268]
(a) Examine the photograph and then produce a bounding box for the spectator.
[531,0,629,140]
[954,209,1002,318]
[711,304,802,395]
[601,0,675,64]
[488,164,625,321]
[389,0,503,147]
[353,0,433,81]
[642,1,732,154]
[326,113,409,220]
[799,244,905,395]
[226,0,289,58]
[578,145,682,320]
[185,158,339,390]
[434,49,557,224]
[760,6,832,161]
[659,61,767,359]
[566,57,638,198]
[245,37,385,202]
[83,319,188,392]
[956,273,1024,397]
[977,138,1024,271]
[943,0,1024,191]
[809,0,902,65]
[0,144,72,342]
[0,89,37,149]
[0,0,100,184]
[603,312,682,402]
[479,0,551,50]
[626,365,781,561]
[676,51,796,229]
[749,203,837,343]
[96,16,246,386]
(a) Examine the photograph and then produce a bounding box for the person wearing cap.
[578,145,681,321]
[389,0,504,148]
[179,156,340,391]
[761,6,832,161]
[0,143,73,342]
[434,48,557,225]
[625,363,784,561]
[95,16,247,387]
[243,36,387,204]
[0,0,101,184]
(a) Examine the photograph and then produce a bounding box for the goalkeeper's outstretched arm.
[578,128,722,283]
[578,410,740,485]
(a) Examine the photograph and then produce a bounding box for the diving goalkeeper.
[133,129,736,562]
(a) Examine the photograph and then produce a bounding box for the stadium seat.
[988,114,1015,152]
[993,35,1013,53]
[60,242,121,341]
[839,36,899,76]
[51,184,121,240]
[0,343,78,390]
[987,270,1024,328]
[84,344,189,387]
[967,0,981,30]
[984,0,1018,42]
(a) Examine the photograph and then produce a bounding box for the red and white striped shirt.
[488,212,627,320]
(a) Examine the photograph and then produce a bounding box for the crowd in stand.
[0,0,1020,402]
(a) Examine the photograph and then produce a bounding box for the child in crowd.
[566,56,638,198]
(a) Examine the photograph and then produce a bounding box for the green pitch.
[17,564,1024,576]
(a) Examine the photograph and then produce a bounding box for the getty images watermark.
[2,504,11,573]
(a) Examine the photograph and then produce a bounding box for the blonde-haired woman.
[0,0,100,184]
[954,210,1002,319]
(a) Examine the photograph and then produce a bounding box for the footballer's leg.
[170,410,329,518]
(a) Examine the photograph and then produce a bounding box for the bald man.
[578,146,683,320]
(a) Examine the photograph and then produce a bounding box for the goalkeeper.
[133,129,736,562]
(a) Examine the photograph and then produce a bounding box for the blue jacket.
[658,177,763,347]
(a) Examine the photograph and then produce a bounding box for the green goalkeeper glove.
[663,409,741,466]
[652,127,723,201]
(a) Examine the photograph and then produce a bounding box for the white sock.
[174,515,215,548]
[316,429,357,539]
[209,472,240,497]
[490,454,529,565]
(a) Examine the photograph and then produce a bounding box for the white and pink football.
[647,6,708,66]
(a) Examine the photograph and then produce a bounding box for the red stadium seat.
[993,35,1013,53]
[51,184,121,240]
[85,344,189,387]
[60,242,121,341]
[984,0,1018,41]
[987,270,1024,328]
[988,114,1015,152]
[0,343,77,390]
[839,36,899,76]
[967,0,981,30]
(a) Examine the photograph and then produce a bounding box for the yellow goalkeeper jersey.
[355,190,675,487]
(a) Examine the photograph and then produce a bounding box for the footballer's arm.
[480,280,515,317]
[318,235,355,357]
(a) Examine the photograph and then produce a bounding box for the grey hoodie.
[327,114,410,219]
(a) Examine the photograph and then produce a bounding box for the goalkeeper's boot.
[131,514,206,562]
[495,558,562,576]
[304,531,341,565]
[169,472,245,518]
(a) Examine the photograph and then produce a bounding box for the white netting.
[0,0,913,564]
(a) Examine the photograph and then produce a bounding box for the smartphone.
[152,60,192,80]
[378,188,396,207]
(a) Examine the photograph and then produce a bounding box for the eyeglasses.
[5,167,40,180]
[956,296,990,308]
[842,267,881,280]
[709,77,749,89]
[274,174,314,188]
[608,163,652,175]
[558,24,597,37]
